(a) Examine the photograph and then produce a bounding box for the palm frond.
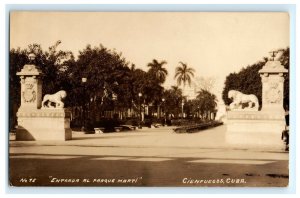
[174,71,182,79]
[177,77,182,86]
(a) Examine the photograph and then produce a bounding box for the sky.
[10,12,289,102]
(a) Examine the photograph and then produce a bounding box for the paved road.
[9,125,289,187]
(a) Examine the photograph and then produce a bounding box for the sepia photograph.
[9,11,290,187]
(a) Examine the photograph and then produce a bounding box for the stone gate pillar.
[17,54,43,110]
[259,51,288,114]
[15,54,72,141]
[226,50,288,149]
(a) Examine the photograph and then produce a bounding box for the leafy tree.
[185,89,218,120]
[127,66,165,118]
[68,44,133,124]
[163,86,183,118]
[196,89,217,120]
[9,48,28,129]
[222,62,264,107]
[67,45,167,123]
[28,42,74,95]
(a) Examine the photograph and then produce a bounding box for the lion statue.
[42,90,67,109]
[228,90,259,111]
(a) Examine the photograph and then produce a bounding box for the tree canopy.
[9,42,171,128]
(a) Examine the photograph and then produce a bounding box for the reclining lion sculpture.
[42,90,67,108]
[228,90,259,111]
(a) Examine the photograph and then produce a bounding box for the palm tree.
[147,59,168,84]
[174,62,195,118]
[174,62,195,88]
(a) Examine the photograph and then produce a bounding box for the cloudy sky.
[10,12,289,102]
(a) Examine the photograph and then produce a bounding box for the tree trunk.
[157,105,160,118]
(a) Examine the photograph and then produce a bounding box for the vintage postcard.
[9,11,289,187]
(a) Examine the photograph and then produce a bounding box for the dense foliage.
[9,42,169,129]
[10,41,286,130]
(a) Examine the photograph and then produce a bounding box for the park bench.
[94,127,105,134]
[152,123,162,128]
[120,125,136,131]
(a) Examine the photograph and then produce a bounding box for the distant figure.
[285,105,289,127]
[282,105,289,151]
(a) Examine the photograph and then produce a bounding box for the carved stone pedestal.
[226,53,288,150]
[259,60,288,113]
[226,111,285,149]
[16,108,72,141]
[15,55,72,141]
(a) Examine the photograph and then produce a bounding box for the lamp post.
[112,93,117,118]
[181,100,184,119]
[162,98,166,126]
[138,92,142,129]
[81,77,87,131]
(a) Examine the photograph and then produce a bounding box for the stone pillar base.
[16,108,72,141]
[226,111,286,149]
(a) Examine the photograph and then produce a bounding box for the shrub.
[173,121,223,133]
[124,118,139,126]
[93,118,121,132]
